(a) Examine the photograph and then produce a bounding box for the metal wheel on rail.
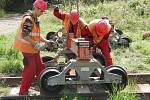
[39,68,64,94]
[106,66,128,93]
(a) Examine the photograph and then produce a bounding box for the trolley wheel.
[46,31,56,40]
[39,69,64,93]
[106,66,128,93]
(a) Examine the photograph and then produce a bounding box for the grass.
[110,78,137,100]
[0,34,22,74]
[0,83,10,96]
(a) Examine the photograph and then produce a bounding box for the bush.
[127,0,150,16]
[5,48,21,60]
[0,59,22,73]
[0,9,5,17]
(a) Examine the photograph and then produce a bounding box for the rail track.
[0,73,150,100]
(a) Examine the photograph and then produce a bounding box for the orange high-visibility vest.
[63,14,87,38]
[88,19,100,44]
[13,15,40,53]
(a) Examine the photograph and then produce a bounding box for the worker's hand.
[34,42,46,51]
[45,40,58,51]
[89,42,94,47]
[53,5,59,11]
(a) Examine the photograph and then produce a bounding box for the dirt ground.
[0,14,22,35]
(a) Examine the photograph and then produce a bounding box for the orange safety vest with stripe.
[88,19,100,44]
[13,15,40,53]
[63,14,87,38]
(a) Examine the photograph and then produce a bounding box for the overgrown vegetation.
[0,35,22,74]
[110,78,137,100]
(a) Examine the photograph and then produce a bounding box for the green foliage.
[5,48,21,60]
[112,47,150,73]
[0,9,5,17]
[131,41,150,55]
[40,10,62,35]
[61,86,84,100]
[110,80,137,100]
[0,35,7,57]
[0,86,10,96]
[0,59,22,73]
[110,91,136,100]
[0,35,22,73]
[0,0,10,9]
[61,95,83,100]
[144,56,150,64]
[78,1,150,32]
[127,0,150,17]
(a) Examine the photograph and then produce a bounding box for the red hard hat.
[70,10,79,25]
[33,0,47,12]
[96,19,111,36]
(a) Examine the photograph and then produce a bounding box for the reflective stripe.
[29,32,40,36]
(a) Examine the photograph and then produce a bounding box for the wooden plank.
[137,84,150,93]
[135,84,150,100]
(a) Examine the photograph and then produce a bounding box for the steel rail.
[1,73,150,86]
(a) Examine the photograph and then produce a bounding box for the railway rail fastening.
[0,73,150,100]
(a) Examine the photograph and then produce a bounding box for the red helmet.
[70,10,79,25]
[33,0,47,12]
[96,19,111,36]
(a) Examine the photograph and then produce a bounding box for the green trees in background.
[0,0,10,17]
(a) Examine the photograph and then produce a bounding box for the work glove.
[34,42,46,51]
[45,41,58,51]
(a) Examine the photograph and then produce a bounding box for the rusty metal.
[128,73,150,84]
[0,76,22,86]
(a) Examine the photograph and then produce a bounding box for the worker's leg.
[35,53,45,79]
[19,53,36,95]
[99,39,113,67]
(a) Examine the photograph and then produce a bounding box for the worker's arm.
[79,18,87,30]
[40,35,50,43]
[22,18,37,45]
[53,6,66,21]
[93,33,105,49]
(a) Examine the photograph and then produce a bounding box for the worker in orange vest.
[86,18,114,67]
[13,0,53,95]
[53,6,89,48]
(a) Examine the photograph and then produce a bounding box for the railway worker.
[53,6,90,48]
[13,0,53,95]
[86,17,114,67]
